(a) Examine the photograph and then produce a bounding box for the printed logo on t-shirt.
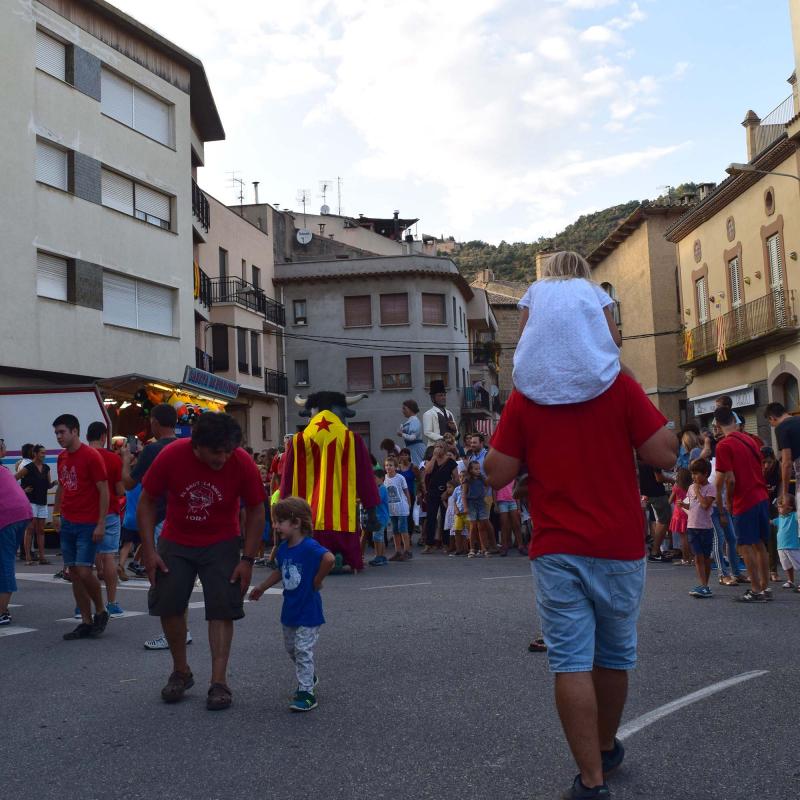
[60,465,78,492]
[282,561,301,591]
[387,484,402,504]
[181,481,222,521]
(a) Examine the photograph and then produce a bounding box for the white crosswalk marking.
[0,626,37,637]
[56,611,147,622]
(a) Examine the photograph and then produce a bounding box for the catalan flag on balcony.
[193,261,200,299]
[716,315,728,362]
[683,328,694,361]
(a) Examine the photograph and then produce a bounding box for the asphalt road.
[2,550,797,800]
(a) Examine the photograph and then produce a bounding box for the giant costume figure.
[279,391,380,571]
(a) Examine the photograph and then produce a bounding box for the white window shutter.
[35,30,66,81]
[134,184,171,224]
[36,252,68,301]
[101,169,134,215]
[103,272,138,328]
[35,141,68,190]
[133,87,171,145]
[136,281,173,335]
[101,69,134,127]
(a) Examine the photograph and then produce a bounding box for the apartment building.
[274,255,472,452]
[0,0,227,434]
[667,70,800,440]
[588,203,688,425]
[194,193,286,449]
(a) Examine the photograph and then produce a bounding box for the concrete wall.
[492,304,519,392]
[288,213,407,256]
[0,1,197,384]
[280,268,470,451]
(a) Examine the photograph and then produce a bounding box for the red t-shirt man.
[714,431,768,515]
[57,443,107,524]
[490,374,667,560]
[95,447,123,515]
[142,438,266,546]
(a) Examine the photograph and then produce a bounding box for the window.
[237,328,248,372]
[252,266,261,290]
[344,295,372,327]
[695,276,708,324]
[728,256,743,308]
[293,299,307,325]
[101,169,170,229]
[261,416,272,441]
[453,297,457,329]
[219,248,228,280]
[36,252,68,301]
[242,258,247,279]
[424,355,448,389]
[211,325,229,371]
[379,293,409,325]
[295,359,309,385]
[346,357,374,391]
[35,140,68,190]
[600,282,621,326]
[101,69,172,146]
[102,272,174,335]
[251,332,261,376]
[35,29,66,81]
[767,233,784,290]
[455,356,460,388]
[350,421,371,453]
[381,355,411,389]
[422,292,446,324]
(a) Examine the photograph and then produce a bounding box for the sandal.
[37,558,51,565]
[528,638,547,652]
[206,682,232,711]
[25,560,36,566]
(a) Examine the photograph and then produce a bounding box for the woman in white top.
[513,251,623,405]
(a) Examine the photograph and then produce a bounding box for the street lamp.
[725,162,800,183]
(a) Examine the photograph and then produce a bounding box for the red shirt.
[57,443,107,524]
[491,375,667,561]
[714,432,768,515]
[95,447,122,515]
[142,438,266,546]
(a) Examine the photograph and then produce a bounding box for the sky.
[112,0,795,244]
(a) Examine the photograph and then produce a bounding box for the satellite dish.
[296,228,312,245]
[320,204,330,215]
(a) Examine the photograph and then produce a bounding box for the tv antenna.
[228,171,245,208]
[319,180,333,215]
[656,184,673,204]
[337,176,343,215]
[296,188,310,226]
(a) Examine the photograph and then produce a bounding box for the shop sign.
[692,386,755,417]
[182,366,239,399]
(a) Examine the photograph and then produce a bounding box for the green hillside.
[453,184,697,282]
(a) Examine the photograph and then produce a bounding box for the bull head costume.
[279,391,380,571]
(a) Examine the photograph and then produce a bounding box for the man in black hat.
[422,379,460,448]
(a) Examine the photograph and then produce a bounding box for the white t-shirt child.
[513,278,620,405]
[384,473,410,517]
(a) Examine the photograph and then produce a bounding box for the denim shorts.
[467,499,489,522]
[97,513,121,555]
[60,518,98,567]
[1,520,28,593]
[687,528,714,557]
[389,515,408,534]
[496,500,517,514]
[733,499,769,546]
[532,554,646,673]
[372,526,386,543]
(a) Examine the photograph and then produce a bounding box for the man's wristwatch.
[240,555,255,564]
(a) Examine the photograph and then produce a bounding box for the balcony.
[471,342,501,368]
[265,368,288,396]
[196,266,213,310]
[681,288,798,366]
[195,347,214,373]
[209,276,286,326]
[192,179,210,232]
[751,94,794,158]
[462,385,500,413]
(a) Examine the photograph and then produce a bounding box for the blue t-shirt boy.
[277,536,330,627]
[777,510,800,550]
[376,484,390,528]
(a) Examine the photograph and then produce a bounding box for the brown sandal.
[206,682,232,711]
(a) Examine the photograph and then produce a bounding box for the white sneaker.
[143,631,193,650]
[782,581,795,589]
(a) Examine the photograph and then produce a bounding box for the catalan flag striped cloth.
[291,410,359,533]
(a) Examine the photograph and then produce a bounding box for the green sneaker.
[289,690,318,712]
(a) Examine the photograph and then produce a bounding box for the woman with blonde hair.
[513,250,623,405]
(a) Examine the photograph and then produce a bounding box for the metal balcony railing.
[752,94,794,157]
[196,266,213,309]
[209,276,286,326]
[192,179,210,232]
[462,385,491,411]
[195,347,214,373]
[682,288,797,364]
[265,368,288,396]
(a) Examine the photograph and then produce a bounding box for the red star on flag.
[315,417,333,432]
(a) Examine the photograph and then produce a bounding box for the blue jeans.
[1,520,28,593]
[532,554,646,673]
[710,507,740,577]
